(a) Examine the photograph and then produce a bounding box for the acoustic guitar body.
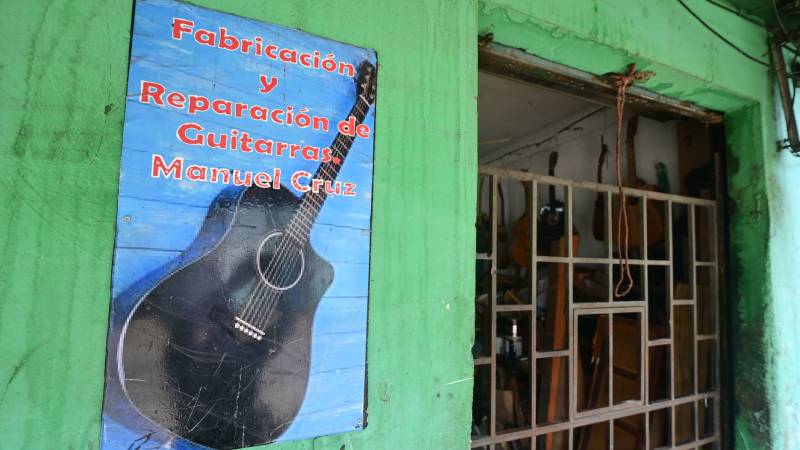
[119,185,333,449]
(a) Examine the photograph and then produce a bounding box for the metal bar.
[536,349,570,359]
[672,436,718,450]
[690,205,700,439]
[645,404,651,450]
[575,306,644,315]
[533,393,716,437]
[490,175,498,438]
[667,200,676,446]
[567,183,575,430]
[712,203,723,446]
[574,301,646,310]
[537,255,668,266]
[606,191,613,305]
[478,166,717,206]
[478,43,724,124]
[472,164,722,449]
[531,180,538,431]
[496,304,535,312]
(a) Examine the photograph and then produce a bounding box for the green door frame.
[477,1,777,448]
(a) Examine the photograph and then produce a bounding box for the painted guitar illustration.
[118,61,376,449]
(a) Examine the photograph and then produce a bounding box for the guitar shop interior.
[473,68,723,450]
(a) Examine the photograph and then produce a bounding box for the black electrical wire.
[706,0,800,58]
[484,107,607,164]
[704,0,762,27]
[676,0,771,67]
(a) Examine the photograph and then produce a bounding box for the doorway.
[472,46,724,450]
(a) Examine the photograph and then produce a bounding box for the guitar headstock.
[548,151,559,172]
[355,60,377,105]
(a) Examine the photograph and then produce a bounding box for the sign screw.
[123,215,133,223]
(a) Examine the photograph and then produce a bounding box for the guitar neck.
[287,96,370,242]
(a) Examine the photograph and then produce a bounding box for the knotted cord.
[608,63,653,297]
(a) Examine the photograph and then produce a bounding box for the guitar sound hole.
[257,232,305,291]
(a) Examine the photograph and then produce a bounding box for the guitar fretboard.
[285,96,370,245]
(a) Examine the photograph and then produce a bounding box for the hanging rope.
[608,64,653,297]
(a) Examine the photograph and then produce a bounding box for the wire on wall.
[676,0,771,67]
[484,107,607,165]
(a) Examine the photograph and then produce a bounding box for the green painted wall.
[1,0,795,449]
[0,1,477,449]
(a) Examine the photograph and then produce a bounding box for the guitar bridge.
[234,317,265,341]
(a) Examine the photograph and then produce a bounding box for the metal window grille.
[473,165,720,450]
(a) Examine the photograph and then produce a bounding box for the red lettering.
[250,105,268,121]
[343,182,357,197]
[172,18,194,40]
[239,132,253,152]
[176,122,203,145]
[291,171,311,192]
[254,139,272,154]
[151,154,183,179]
[232,170,253,186]
[235,102,248,118]
[218,27,239,51]
[186,164,207,181]
[207,132,227,149]
[195,29,216,46]
[259,75,279,94]
[337,116,357,136]
[140,81,165,105]
[187,95,210,114]
[324,180,341,195]
[166,92,185,108]
[210,167,230,183]
[253,172,272,188]
[356,123,371,138]
[264,44,278,59]
[320,147,333,162]
[270,108,284,124]
[303,145,320,161]
[273,169,281,188]
[212,99,233,115]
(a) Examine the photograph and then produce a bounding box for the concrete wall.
[0,0,795,449]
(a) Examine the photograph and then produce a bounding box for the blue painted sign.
[101,1,376,448]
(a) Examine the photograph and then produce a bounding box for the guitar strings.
[243,101,366,329]
[246,139,347,325]
[250,130,358,327]
[247,163,337,327]
[238,69,373,332]
[252,120,363,327]
[240,101,360,324]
